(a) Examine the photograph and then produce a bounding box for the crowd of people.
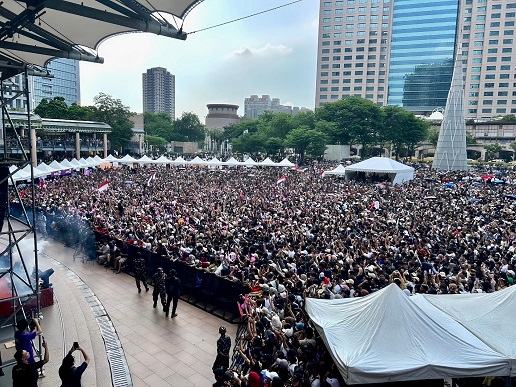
[12,160,516,386]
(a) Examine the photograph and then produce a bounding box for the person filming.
[59,342,90,387]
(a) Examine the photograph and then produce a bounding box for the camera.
[73,341,79,350]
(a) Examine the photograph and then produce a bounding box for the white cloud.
[232,43,293,57]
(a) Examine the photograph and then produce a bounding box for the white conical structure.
[432,54,468,171]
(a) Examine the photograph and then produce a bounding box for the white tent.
[60,159,76,170]
[170,156,187,165]
[69,159,83,169]
[94,155,105,163]
[118,155,137,164]
[21,165,47,179]
[9,166,31,182]
[189,156,208,165]
[206,157,222,167]
[78,158,91,168]
[37,162,59,175]
[136,155,155,165]
[324,164,346,176]
[345,157,414,184]
[154,155,173,165]
[102,154,118,162]
[277,158,295,167]
[258,157,276,167]
[305,284,513,385]
[222,157,241,166]
[49,160,67,171]
[243,157,257,167]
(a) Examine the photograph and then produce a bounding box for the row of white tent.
[8,155,297,182]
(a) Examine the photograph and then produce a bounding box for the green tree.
[91,93,134,151]
[34,97,69,118]
[284,126,329,163]
[67,103,95,121]
[496,114,516,123]
[144,112,174,141]
[264,137,284,155]
[145,135,168,152]
[231,132,266,155]
[316,96,382,156]
[427,128,440,146]
[466,131,477,145]
[484,143,502,161]
[172,112,205,142]
[225,119,260,140]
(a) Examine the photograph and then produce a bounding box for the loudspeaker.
[0,165,8,232]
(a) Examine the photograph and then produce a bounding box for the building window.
[496,108,507,113]
[320,95,328,100]
[507,12,516,17]
[490,30,500,36]
[484,91,493,96]
[483,100,493,105]
[334,33,342,37]
[491,22,501,27]
[485,74,495,79]
[471,84,480,89]
[499,82,509,87]
[502,47,513,52]
[470,92,479,97]
[498,91,508,96]
[347,7,355,12]
[485,83,494,88]
[324,2,332,6]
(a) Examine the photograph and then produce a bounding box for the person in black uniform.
[133,252,149,293]
[12,338,49,387]
[165,269,181,317]
[152,267,167,310]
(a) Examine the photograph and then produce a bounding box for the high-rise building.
[315,0,516,120]
[142,67,175,118]
[33,58,81,108]
[244,95,303,118]
[2,59,80,111]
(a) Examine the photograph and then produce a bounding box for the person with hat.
[133,252,149,293]
[212,326,231,375]
[164,269,181,317]
[152,267,167,310]
[12,337,49,387]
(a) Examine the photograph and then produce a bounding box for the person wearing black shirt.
[59,343,90,387]
[12,338,49,387]
[164,269,181,317]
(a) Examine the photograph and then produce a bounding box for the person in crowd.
[213,326,232,373]
[15,318,42,364]
[164,269,181,318]
[133,252,149,293]
[12,337,49,387]
[152,267,167,310]
[58,343,90,387]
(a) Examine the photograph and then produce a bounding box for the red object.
[0,278,54,318]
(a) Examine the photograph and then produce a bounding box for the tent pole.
[504,376,511,387]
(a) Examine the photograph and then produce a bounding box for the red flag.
[40,178,45,189]
[277,175,287,185]
[147,171,156,186]
[320,170,326,178]
[98,181,109,192]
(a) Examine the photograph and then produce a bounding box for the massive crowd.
[13,161,516,386]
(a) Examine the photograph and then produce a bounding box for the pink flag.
[277,175,287,185]
[98,181,109,192]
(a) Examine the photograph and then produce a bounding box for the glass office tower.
[387,0,459,111]
[33,58,81,108]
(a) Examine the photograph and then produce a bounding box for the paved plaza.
[0,236,236,386]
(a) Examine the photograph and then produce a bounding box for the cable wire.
[188,0,302,35]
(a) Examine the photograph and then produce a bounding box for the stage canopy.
[305,284,515,385]
[324,164,346,176]
[345,157,414,184]
[0,0,201,80]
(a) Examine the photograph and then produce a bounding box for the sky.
[79,0,320,121]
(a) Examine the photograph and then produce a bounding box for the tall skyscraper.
[33,58,81,108]
[244,95,302,118]
[142,67,175,119]
[315,0,516,120]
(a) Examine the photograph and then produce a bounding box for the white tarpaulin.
[345,157,414,184]
[305,284,511,385]
[324,164,346,176]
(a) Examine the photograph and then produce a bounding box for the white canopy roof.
[118,155,138,164]
[84,157,99,167]
[9,166,30,182]
[69,159,83,169]
[243,157,257,166]
[102,155,118,162]
[306,284,512,385]
[324,164,346,176]
[136,155,156,165]
[154,155,173,165]
[78,158,90,167]
[222,157,242,166]
[345,157,414,173]
[21,165,47,179]
[37,162,59,174]
[59,159,75,170]
[258,157,277,167]
[49,160,67,171]
[188,156,208,165]
[170,156,187,165]
[206,157,222,166]
[277,158,295,167]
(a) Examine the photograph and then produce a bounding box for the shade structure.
[206,157,222,167]
[277,158,295,167]
[59,159,75,170]
[102,155,118,162]
[170,156,187,165]
[154,155,173,165]
[222,157,242,166]
[78,158,90,168]
[324,164,346,176]
[0,0,200,70]
[21,165,48,179]
[118,155,138,164]
[345,157,414,184]
[188,156,208,165]
[9,166,31,182]
[69,159,83,169]
[243,157,257,167]
[136,155,156,165]
[37,162,59,174]
[49,160,67,171]
[258,157,276,167]
[305,284,512,385]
